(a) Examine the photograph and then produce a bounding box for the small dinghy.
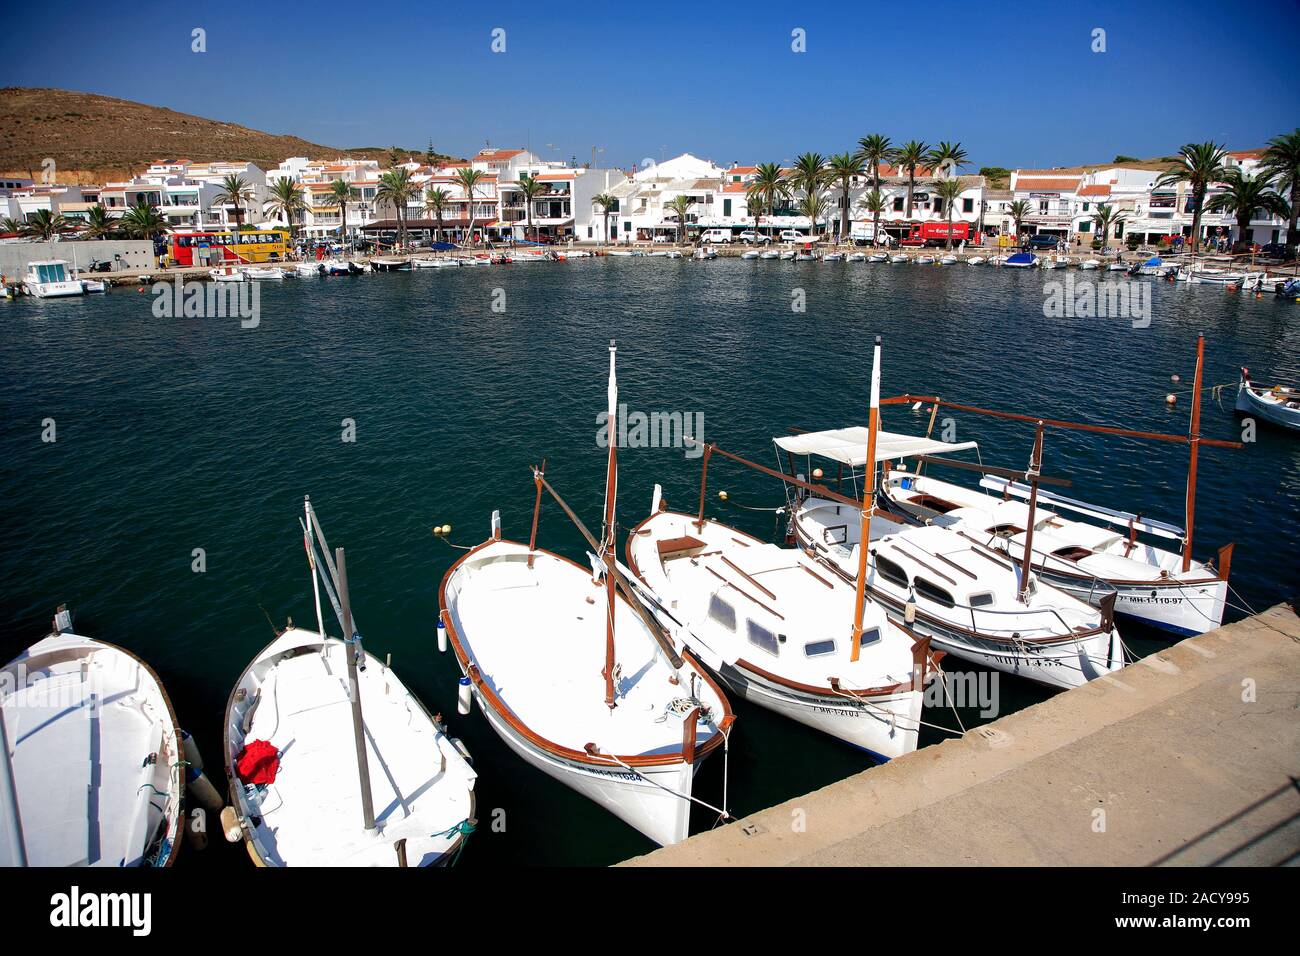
[323,259,357,276]
[822,252,845,262]
[439,343,734,846]
[411,257,443,269]
[938,255,957,265]
[223,498,477,867]
[915,255,936,265]
[1105,261,1128,272]
[1039,255,1069,270]
[1003,252,1037,268]
[694,246,718,260]
[371,257,410,272]
[1235,367,1300,432]
[778,250,796,260]
[295,263,324,277]
[848,252,867,262]
[965,256,985,266]
[741,250,760,260]
[759,250,780,260]
[869,252,889,262]
[1,606,184,866]
[1133,256,1165,276]
[1078,259,1101,271]
[243,266,285,280]
[210,266,248,283]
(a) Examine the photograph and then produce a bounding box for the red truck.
[899,221,977,247]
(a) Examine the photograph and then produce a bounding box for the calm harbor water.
[2,259,1297,866]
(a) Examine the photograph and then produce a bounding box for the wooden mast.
[1183,333,1205,572]
[527,458,546,569]
[335,547,376,831]
[1018,423,1045,603]
[601,340,618,710]
[850,335,882,663]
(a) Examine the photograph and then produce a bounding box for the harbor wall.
[0,240,155,279]
[626,603,1300,867]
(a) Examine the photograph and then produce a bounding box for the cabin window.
[708,595,736,632]
[969,591,995,608]
[747,620,780,656]
[858,627,881,649]
[804,639,837,658]
[872,553,909,588]
[1052,546,1093,562]
[914,577,955,608]
[989,523,1024,539]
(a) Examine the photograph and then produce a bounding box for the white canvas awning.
[774,428,978,467]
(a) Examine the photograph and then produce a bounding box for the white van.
[700,228,733,244]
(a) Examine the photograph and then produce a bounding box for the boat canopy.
[1143,256,1162,266]
[774,427,978,467]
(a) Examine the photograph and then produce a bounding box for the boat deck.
[447,541,723,758]
[238,634,474,866]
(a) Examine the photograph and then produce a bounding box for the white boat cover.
[775,428,978,467]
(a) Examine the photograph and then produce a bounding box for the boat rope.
[935,665,967,734]
[433,818,476,866]
[823,680,962,737]
[432,529,474,551]
[584,744,733,822]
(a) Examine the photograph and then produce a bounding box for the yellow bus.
[168,229,289,266]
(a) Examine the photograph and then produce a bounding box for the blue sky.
[9,0,1299,170]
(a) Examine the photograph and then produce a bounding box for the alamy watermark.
[151,277,260,328]
[1043,274,1150,327]
[597,403,704,459]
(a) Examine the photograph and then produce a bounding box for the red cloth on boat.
[236,739,281,785]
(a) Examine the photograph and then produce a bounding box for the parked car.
[1023,234,1063,251]
[700,228,733,244]
[779,229,807,243]
[737,230,772,245]
[1258,242,1294,260]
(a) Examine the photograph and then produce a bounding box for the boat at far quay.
[21,259,85,297]
[1236,368,1300,432]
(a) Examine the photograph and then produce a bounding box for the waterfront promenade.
[628,603,1300,867]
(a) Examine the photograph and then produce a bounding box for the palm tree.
[21,209,69,241]
[1260,129,1300,248]
[930,178,966,250]
[927,141,968,179]
[264,178,306,240]
[790,153,828,201]
[1091,204,1127,252]
[592,193,616,246]
[665,195,695,245]
[81,204,117,240]
[1008,199,1032,240]
[213,174,254,229]
[857,188,888,248]
[893,140,930,219]
[1,217,22,236]
[424,187,451,242]
[324,180,355,251]
[516,173,546,243]
[827,152,866,245]
[453,167,488,245]
[855,134,892,191]
[745,162,788,241]
[1205,170,1289,252]
[376,167,417,249]
[799,191,828,239]
[1155,142,1228,253]
[119,202,167,240]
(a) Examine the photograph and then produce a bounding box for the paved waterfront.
[627,603,1300,867]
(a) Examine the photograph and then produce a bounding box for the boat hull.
[1236,381,1300,431]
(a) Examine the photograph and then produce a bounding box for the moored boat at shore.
[1,606,184,866]
[1235,367,1300,431]
[22,259,85,297]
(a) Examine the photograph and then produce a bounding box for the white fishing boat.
[1,606,184,867]
[439,343,734,846]
[243,266,285,280]
[323,259,360,275]
[21,260,85,297]
[915,255,936,265]
[626,340,935,756]
[223,498,477,867]
[870,336,1234,636]
[989,254,1010,266]
[848,252,867,262]
[868,252,890,263]
[772,356,1122,689]
[1040,254,1070,270]
[210,266,247,283]
[411,257,442,269]
[1235,367,1300,431]
[607,250,635,257]
[822,251,845,262]
[1105,262,1128,272]
[779,250,796,260]
[760,250,781,260]
[1003,252,1037,268]
[1176,264,1264,288]
[741,250,760,260]
[694,246,718,260]
[370,257,410,271]
[889,253,909,263]
[1079,259,1101,271]
[80,277,109,293]
[938,255,958,265]
[295,262,324,276]
[965,256,986,266]
[663,250,683,259]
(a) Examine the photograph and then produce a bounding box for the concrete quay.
[627,603,1300,867]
